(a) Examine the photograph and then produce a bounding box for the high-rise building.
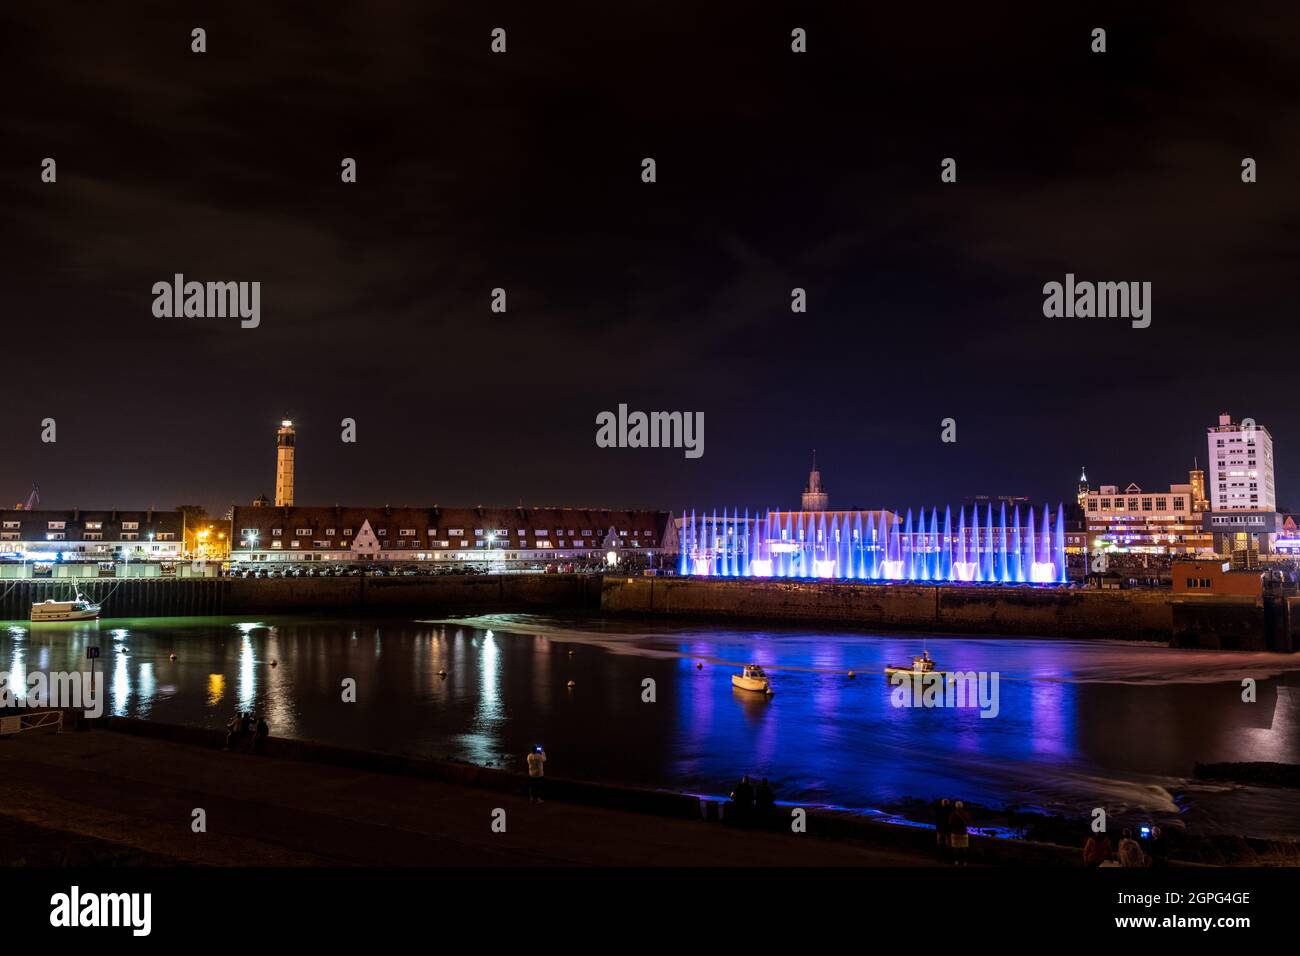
[275,419,296,507]
[801,452,829,511]
[1204,413,1282,560]
[1206,412,1275,511]
[1076,467,1089,512]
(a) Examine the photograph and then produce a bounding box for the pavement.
[0,727,937,866]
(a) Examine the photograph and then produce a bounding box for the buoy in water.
[847,670,855,679]
[438,668,447,677]
[566,679,576,688]
[169,653,177,661]
[696,662,703,670]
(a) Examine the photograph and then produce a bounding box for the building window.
[296,528,313,536]
[326,528,336,536]
[400,529,416,537]
[449,529,464,536]
[123,521,139,530]
[2,521,19,530]
[343,528,353,536]
[48,521,66,530]
[272,529,282,536]
[47,532,66,540]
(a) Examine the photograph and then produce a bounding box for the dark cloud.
[2,2,1297,513]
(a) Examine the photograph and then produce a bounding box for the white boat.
[884,648,947,677]
[732,664,773,695]
[30,592,102,622]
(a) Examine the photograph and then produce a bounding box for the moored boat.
[732,663,774,695]
[30,592,102,622]
[884,649,946,677]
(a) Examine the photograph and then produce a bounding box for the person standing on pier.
[729,776,754,825]
[1083,831,1113,867]
[948,801,971,865]
[526,745,546,803]
[934,798,952,862]
[1118,829,1144,867]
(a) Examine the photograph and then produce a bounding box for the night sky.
[4,2,1298,515]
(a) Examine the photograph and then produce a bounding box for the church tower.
[801,452,829,511]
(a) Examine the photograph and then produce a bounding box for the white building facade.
[1207,412,1275,512]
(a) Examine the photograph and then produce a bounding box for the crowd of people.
[223,711,270,753]
[1083,826,1167,867]
[728,775,777,825]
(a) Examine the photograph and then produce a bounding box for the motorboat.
[732,664,773,695]
[884,649,945,677]
[30,592,102,622]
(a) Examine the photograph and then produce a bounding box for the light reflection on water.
[2,613,1298,839]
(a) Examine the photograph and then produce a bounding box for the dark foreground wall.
[602,576,1178,641]
[0,573,601,619]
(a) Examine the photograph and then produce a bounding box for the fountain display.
[677,504,1069,584]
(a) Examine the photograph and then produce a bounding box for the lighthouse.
[275,419,296,507]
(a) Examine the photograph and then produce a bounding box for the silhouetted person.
[526,745,546,803]
[730,776,755,825]
[1118,828,1144,867]
[1147,826,1167,867]
[948,801,972,865]
[223,713,239,752]
[252,716,269,754]
[754,778,775,823]
[934,798,952,862]
[1083,831,1113,867]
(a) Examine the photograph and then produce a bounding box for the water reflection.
[1,612,1298,839]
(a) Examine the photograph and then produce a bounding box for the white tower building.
[275,419,296,507]
[1207,412,1275,512]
